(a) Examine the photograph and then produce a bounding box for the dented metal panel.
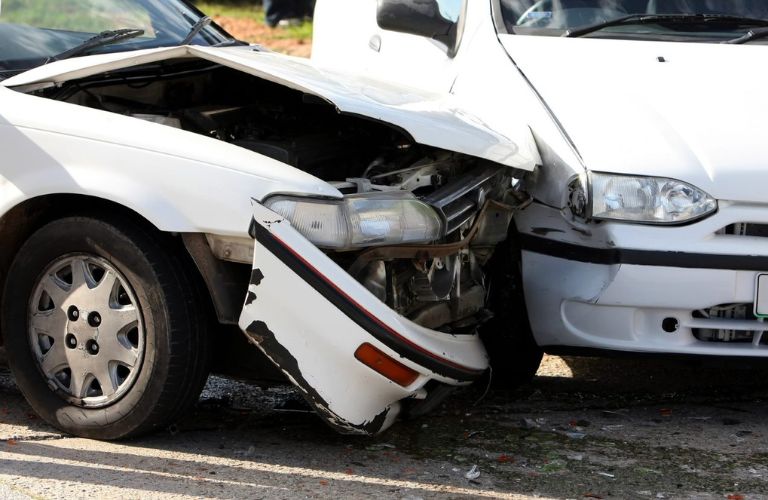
[2,45,535,170]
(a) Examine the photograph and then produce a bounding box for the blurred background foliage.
[0,0,153,33]
[192,0,313,42]
[0,0,312,56]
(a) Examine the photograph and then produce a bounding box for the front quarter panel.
[0,86,340,236]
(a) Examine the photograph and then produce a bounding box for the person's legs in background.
[300,0,316,19]
[264,0,314,27]
[264,0,298,27]
[263,0,279,28]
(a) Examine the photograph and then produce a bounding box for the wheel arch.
[0,194,220,345]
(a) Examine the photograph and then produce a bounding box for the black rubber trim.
[544,345,768,364]
[250,219,483,382]
[521,234,768,271]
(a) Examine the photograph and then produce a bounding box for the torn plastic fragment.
[464,465,481,480]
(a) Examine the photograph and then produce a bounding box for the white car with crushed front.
[0,0,538,438]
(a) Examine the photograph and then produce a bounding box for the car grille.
[720,223,768,237]
[691,303,768,345]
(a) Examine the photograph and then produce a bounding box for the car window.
[498,0,768,41]
[0,0,231,78]
[439,0,467,55]
[437,0,464,23]
[0,0,155,36]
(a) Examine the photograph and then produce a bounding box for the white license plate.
[755,274,768,317]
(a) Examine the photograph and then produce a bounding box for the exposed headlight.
[590,173,717,224]
[265,192,443,249]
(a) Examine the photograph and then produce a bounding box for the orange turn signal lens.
[354,343,420,387]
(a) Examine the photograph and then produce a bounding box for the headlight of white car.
[589,172,717,224]
[265,191,443,249]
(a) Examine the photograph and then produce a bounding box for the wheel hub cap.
[28,255,145,408]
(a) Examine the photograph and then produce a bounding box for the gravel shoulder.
[2,355,768,499]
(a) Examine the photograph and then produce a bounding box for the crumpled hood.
[3,45,537,171]
[499,34,768,203]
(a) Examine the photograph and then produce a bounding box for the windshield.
[499,0,768,41]
[0,0,231,77]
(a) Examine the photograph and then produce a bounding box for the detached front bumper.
[238,203,488,435]
[518,201,768,357]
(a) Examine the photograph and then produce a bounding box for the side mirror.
[376,0,462,57]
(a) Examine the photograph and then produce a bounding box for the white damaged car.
[0,0,538,438]
[311,0,768,375]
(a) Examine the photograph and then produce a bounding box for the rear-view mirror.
[376,0,463,56]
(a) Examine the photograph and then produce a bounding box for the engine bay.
[32,58,526,333]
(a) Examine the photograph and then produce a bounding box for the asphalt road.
[2,355,768,499]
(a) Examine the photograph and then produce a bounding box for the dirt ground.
[213,16,313,57]
[2,354,768,499]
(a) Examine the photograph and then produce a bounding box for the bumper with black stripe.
[238,203,488,435]
[516,201,768,357]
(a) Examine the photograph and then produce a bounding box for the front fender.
[0,87,341,236]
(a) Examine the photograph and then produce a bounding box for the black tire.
[481,228,543,388]
[1,215,210,440]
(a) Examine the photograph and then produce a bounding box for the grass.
[193,1,313,41]
[0,0,154,33]
[195,1,263,19]
[0,0,312,54]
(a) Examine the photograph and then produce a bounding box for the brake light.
[354,343,419,387]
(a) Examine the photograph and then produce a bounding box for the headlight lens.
[265,192,443,249]
[590,173,717,224]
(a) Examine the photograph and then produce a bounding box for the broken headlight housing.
[589,172,717,224]
[265,192,443,250]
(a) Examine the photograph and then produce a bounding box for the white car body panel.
[311,0,768,358]
[239,203,488,434]
[499,34,768,203]
[313,0,459,91]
